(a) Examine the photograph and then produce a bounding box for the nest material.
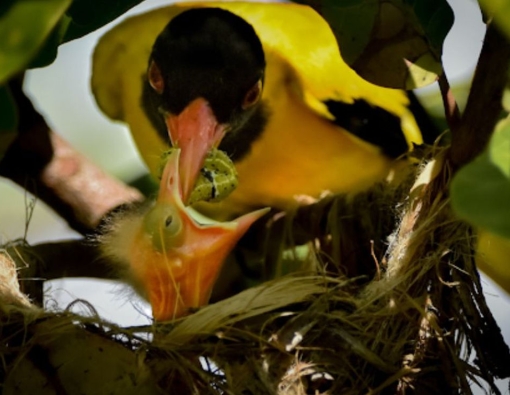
[1,150,510,395]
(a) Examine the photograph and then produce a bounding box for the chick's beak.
[130,149,268,321]
[165,98,227,204]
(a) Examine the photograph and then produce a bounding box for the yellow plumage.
[92,2,422,218]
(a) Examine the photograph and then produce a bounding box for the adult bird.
[91,2,424,221]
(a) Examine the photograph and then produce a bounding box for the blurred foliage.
[30,0,145,68]
[0,0,145,80]
[451,119,510,238]
[0,0,144,161]
[0,0,147,80]
[0,0,71,83]
[294,0,453,89]
[479,0,510,40]
[62,0,144,42]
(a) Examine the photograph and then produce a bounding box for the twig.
[438,72,461,132]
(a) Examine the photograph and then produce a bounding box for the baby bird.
[100,148,267,321]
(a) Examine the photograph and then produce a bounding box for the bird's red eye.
[242,79,262,109]
[148,61,164,94]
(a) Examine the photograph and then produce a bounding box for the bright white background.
[0,0,508,392]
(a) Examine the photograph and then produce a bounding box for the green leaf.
[0,0,71,83]
[28,14,71,69]
[298,0,379,66]
[405,0,454,56]
[451,151,510,239]
[479,0,510,40]
[62,0,144,42]
[0,85,17,159]
[489,120,510,178]
[30,0,145,69]
[293,0,453,89]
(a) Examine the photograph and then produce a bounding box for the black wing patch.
[324,99,408,158]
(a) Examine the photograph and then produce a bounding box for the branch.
[0,77,143,234]
[3,239,117,307]
[449,22,510,169]
[6,239,116,282]
[438,72,461,132]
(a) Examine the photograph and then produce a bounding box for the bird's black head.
[147,7,266,129]
[142,7,267,202]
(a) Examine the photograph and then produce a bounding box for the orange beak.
[129,149,268,321]
[165,98,227,204]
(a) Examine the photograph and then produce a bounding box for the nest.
[1,149,509,395]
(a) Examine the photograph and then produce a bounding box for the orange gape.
[125,149,268,321]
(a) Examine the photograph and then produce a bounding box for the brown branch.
[6,239,116,282]
[438,72,461,132]
[449,22,510,169]
[3,239,117,307]
[0,77,143,234]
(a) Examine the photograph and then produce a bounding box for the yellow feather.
[92,2,423,218]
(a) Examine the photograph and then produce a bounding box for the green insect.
[160,147,238,205]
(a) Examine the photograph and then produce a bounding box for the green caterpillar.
[160,148,238,205]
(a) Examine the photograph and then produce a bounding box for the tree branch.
[6,239,115,282]
[449,22,510,169]
[0,77,143,234]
